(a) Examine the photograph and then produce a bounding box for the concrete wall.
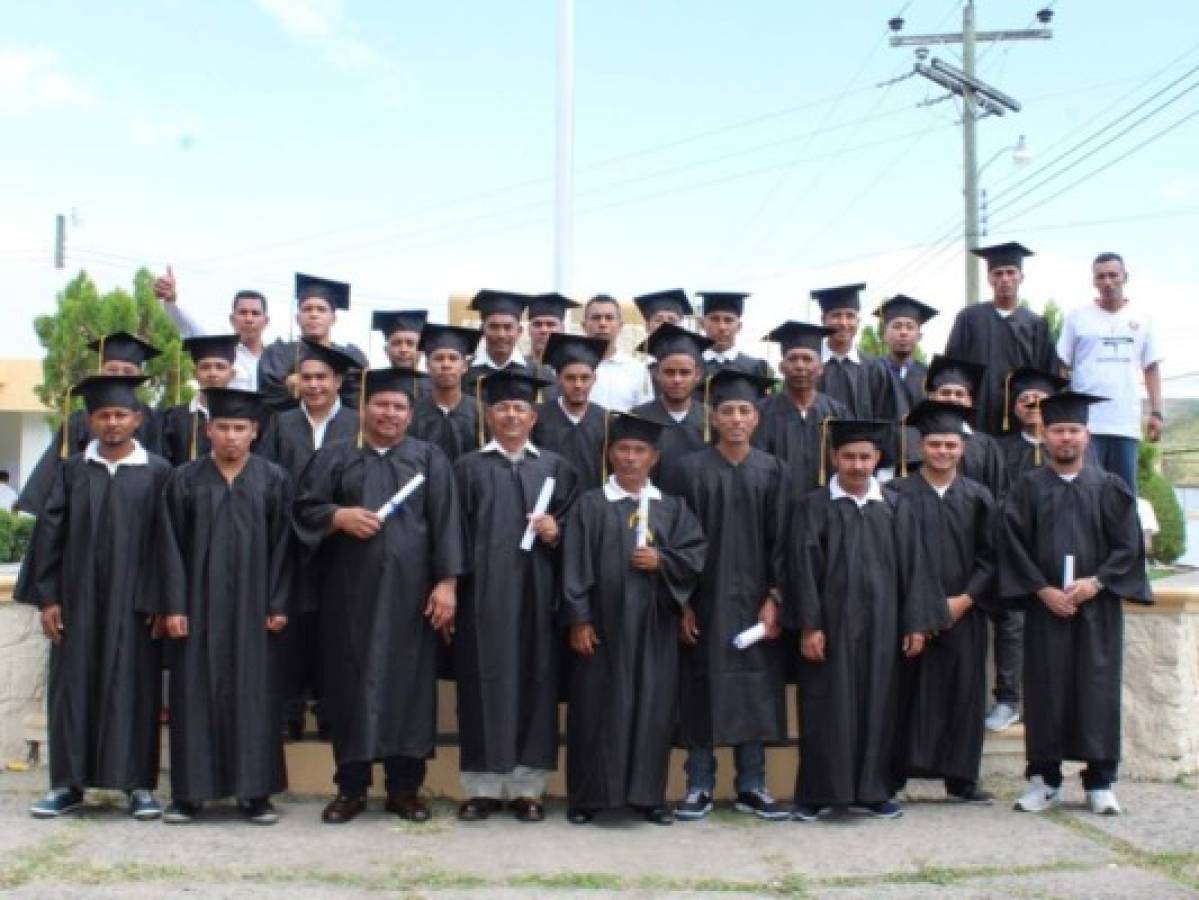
[0,411,52,494]
[0,591,46,764]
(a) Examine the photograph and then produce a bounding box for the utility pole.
[53,214,66,269]
[889,3,1053,303]
[554,0,575,295]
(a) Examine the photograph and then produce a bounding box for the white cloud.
[0,49,94,115]
[253,0,387,71]
[131,115,202,151]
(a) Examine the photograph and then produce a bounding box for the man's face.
[428,349,466,390]
[833,441,880,490]
[822,309,859,351]
[883,317,920,357]
[100,360,140,377]
[486,399,536,444]
[920,433,964,475]
[988,265,1023,304]
[385,330,421,368]
[1014,388,1048,429]
[230,297,268,343]
[528,316,563,356]
[483,314,521,361]
[713,400,758,445]
[88,406,142,447]
[930,383,973,409]
[609,439,659,482]
[702,311,741,350]
[657,354,700,402]
[207,417,258,462]
[298,360,341,407]
[781,348,822,393]
[583,301,621,344]
[1044,422,1089,464]
[195,358,234,390]
[297,298,335,340]
[1093,259,1127,304]
[362,391,413,444]
[646,309,682,334]
[558,363,595,406]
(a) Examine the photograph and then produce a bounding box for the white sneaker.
[1086,789,1121,816]
[1013,776,1061,813]
[985,703,1020,732]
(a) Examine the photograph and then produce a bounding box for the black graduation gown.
[999,465,1151,764]
[453,448,579,774]
[676,447,788,748]
[561,488,706,810]
[410,393,480,463]
[15,451,170,791]
[961,430,1008,499]
[16,403,160,514]
[701,353,773,382]
[944,304,1058,436]
[292,438,466,766]
[258,406,361,480]
[159,404,211,467]
[818,353,875,419]
[463,359,537,396]
[752,392,849,501]
[157,455,294,801]
[891,474,997,786]
[785,484,910,806]
[532,400,608,493]
[868,358,926,470]
[257,339,369,413]
[996,432,1100,496]
[629,398,708,495]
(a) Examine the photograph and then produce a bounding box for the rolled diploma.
[733,622,768,650]
[1062,554,1075,588]
[520,477,556,551]
[636,491,651,548]
[375,473,426,520]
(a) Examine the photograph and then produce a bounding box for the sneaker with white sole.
[734,789,790,821]
[985,702,1020,732]
[1013,776,1060,813]
[128,789,162,821]
[1086,789,1121,816]
[674,790,714,821]
[29,787,83,819]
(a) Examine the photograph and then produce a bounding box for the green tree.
[1139,441,1186,564]
[857,322,927,363]
[32,268,192,428]
[1040,298,1063,347]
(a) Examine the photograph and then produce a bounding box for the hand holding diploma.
[376,473,426,520]
[520,477,556,550]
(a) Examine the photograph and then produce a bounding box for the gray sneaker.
[985,702,1020,732]
[675,790,713,820]
[128,790,162,821]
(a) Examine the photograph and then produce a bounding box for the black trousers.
[990,609,1023,705]
[1026,759,1118,791]
[335,757,427,798]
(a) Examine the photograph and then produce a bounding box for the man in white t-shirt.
[1056,252,1163,493]
[582,295,653,413]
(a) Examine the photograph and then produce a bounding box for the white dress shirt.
[828,474,883,509]
[591,352,654,413]
[84,439,148,476]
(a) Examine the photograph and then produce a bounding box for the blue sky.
[2,1,1197,387]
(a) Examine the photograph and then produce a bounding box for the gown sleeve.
[1095,475,1152,603]
[560,498,597,628]
[652,498,706,609]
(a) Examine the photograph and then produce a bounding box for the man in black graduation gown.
[786,418,923,821]
[633,288,692,335]
[945,242,1059,435]
[156,388,293,825]
[891,400,997,804]
[453,370,579,823]
[18,374,170,820]
[1000,391,1151,817]
[697,291,773,382]
[996,366,1072,487]
[372,309,428,369]
[561,413,706,825]
[160,334,239,466]
[813,283,875,419]
[924,355,1008,498]
[526,292,580,374]
[259,339,361,741]
[294,367,465,825]
[532,332,609,492]
[17,330,162,515]
[258,273,368,413]
[674,370,789,822]
[753,322,849,502]
[410,323,482,462]
[866,296,937,480]
[631,323,711,493]
[464,290,535,393]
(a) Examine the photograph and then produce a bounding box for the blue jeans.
[684,743,766,795]
[1090,434,1139,494]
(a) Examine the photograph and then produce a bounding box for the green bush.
[1139,442,1186,564]
[0,510,35,564]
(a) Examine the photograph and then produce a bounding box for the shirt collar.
[481,439,540,462]
[473,345,526,370]
[702,347,737,364]
[302,397,341,427]
[189,394,208,415]
[85,439,148,473]
[1021,431,1040,445]
[821,339,860,364]
[828,474,883,507]
[557,395,585,424]
[603,475,662,502]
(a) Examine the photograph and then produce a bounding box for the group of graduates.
[14,238,1150,830]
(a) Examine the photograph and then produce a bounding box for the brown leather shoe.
[321,794,366,824]
[385,792,431,822]
[457,797,502,821]
[510,797,546,823]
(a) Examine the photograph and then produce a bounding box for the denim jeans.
[684,743,766,794]
[1090,434,1139,494]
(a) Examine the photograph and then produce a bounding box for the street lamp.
[979,135,1032,237]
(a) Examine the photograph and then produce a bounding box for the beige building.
[0,359,52,494]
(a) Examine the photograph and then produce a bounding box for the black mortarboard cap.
[182,334,239,364]
[1039,390,1107,427]
[762,321,834,354]
[479,369,552,406]
[372,309,428,338]
[295,272,351,310]
[526,292,581,321]
[874,294,939,325]
[205,387,265,421]
[906,399,972,437]
[544,332,607,372]
[299,338,358,375]
[470,289,528,320]
[73,374,148,413]
[418,323,482,357]
[607,412,664,447]
[811,283,866,315]
[363,367,427,401]
[638,322,713,361]
[633,289,693,321]
[972,241,1034,270]
[1009,366,1070,400]
[698,291,750,318]
[708,369,775,407]
[827,418,891,449]
[926,354,986,397]
[87,331,161,366]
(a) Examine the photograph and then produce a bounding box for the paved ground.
[1,770,1196,898]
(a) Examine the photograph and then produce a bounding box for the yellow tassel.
[356,367,368,448]
[1002,369,1015,432]
[703,375,713,443]
[1034,418,1042,466]
[476,374,487,449]
[293,340,301,399]
[601,410,610,483]
[96,334,105,373]
[899,414,908,478]
[818,416,830,487]
[59,385,72,459]
[190,409,199,461]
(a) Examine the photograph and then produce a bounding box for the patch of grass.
[816,859,1092,890]
[1045,809,1199,891]
[0,833,84,890]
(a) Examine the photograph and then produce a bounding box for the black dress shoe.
[510,797,546,822]
[321,794,366,824]
[567,807,594,825]
[457,797,502,821]
[386,792,431,822]
[642,805,675,826]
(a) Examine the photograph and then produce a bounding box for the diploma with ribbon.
[520,477,556,551]
[1063,554,1075,588]
[732,622,768,650]
[375,473,426,520]
[635,491,651,547]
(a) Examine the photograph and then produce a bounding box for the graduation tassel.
[1034,415,1042,466]
[703,375,713,443]
[899,414,909,478]
[818,416,830,487]
[476,374,487,449]
[96,334,106,373]
[189,409,199,461]
[356,367,368,448]
[536,350,545,405]
[1002,370,1015,432]
[58,385,72,459]
[293,340,301,400]
[601,410,610,483]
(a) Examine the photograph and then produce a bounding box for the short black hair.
[232,290,267,313]
[584,294,621,318]
[1093,252,1125,269]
